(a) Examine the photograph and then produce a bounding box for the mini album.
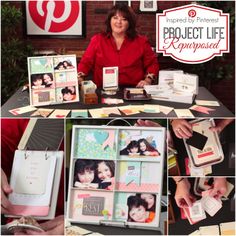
[28,55,79,106]
[67,125,166,229]
[7,150,63,220]
[183,119,224,168]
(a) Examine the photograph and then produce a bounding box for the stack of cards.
[184,196,222,225]
[188,221,235,235]
[7,150,64,220]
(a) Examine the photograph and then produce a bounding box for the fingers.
[172,120,193,139]
[136,80,149,88]
[1,169,13,194]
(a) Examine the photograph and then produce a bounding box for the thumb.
[1,169,12,193]
[184,196,193,207]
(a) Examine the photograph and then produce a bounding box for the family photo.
[73,159,115,190]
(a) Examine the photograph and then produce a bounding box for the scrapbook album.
[28,55,79,106]
[67,125,166,229]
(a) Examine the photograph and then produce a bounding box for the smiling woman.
[77,4,159,88]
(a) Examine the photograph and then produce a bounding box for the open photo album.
[28,55,79,106]
[67,125,166,229]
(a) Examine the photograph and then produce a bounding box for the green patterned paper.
[74,128,117,159]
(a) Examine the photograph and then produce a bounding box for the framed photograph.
[25,0,86,37]
[140,0,157,12]
[67,125,165,229]
[28,55,79,106]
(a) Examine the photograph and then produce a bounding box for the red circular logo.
[188,9,196,18]
[28,0,80,32]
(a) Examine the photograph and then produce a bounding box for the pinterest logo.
[28,0,80,32]
[188,9,196,18]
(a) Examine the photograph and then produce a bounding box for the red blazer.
[78,33,159,87]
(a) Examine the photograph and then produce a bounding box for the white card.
[195,100,220,106]
[103,67,118,90]
[173,73,198,94]
[189,201,206,219]
[220,221,235,235]
[199,225,220,235]
[9,106,37,115]
[201,196,222,217]
[15,155,51,195]
[9,150,57,206]
[189,230,201,235]
[223,181,234,198]
[174,109,195,118]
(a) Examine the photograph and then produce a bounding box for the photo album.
[28,55,79,106]
[67,126,166,229]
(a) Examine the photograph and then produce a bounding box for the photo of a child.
[96,161,115,190]
[120,140,139,156]
[73,160,115,190]
[136,193,156,212]
[61,86,76,101]
[74,159,99,189]
[31,74,45,89]
[54,60,75,70]
[43,73,54,88]
[120,138,160,156]
[127,195,156,223]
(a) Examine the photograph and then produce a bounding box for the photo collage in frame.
[67,126,165,228]
[28,55,79,106]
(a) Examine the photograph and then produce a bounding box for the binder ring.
[24,147,29,159]
[45,147,49,160]
[106,118,132,127]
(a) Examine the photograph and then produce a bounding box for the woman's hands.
[171,119,193,139]
[174,178,195,208]
[1,168,13,214]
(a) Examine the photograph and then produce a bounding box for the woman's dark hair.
[54,62,65,70]
[96,160,115,177]
[127,195,148,222]
[105,4,137,39]
[31,74,43,84]
[127,140,139,150]
[61,87,72,95]
[136,193,156,212]
[138,138,158,153]
[74,159,97,183]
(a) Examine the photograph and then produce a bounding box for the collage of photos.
[1,1,235,236]
[67,125,165,229]
[28,55,79,106]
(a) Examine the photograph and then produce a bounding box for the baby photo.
[119,129,164,157]
[54,56,76,71]
[73,159,115,190]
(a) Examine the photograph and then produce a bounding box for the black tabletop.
[1,87,234,118]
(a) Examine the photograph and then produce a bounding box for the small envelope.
[201,196,222,217]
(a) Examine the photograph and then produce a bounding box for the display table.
[1,87,234,118]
